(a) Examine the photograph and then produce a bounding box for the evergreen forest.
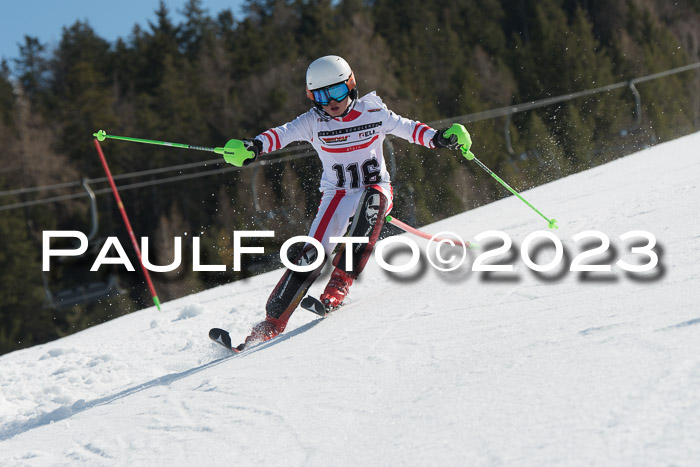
[1,0,699,354]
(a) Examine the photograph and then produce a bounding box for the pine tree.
[13,36,49,106]
[50,21,116,175]
[0,61,15,128]
[0,208,45,353]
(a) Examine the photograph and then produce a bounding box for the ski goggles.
[310,82,351,106]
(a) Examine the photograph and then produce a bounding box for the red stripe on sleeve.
[417,125,429,146]
[269,128,281,151]
[411,122,421,144]
[262,132,273,153]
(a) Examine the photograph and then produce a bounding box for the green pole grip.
[219,139,257,167]
[443,123,475,160]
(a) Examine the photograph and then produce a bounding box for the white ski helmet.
[305,55,356,103]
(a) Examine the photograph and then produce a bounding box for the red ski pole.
[387,216,471,248]
[93,139,162,311]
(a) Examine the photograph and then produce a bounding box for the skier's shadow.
[0,320,322,443]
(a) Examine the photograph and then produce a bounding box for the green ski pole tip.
[93,130,107,142]
[548,219,559,229]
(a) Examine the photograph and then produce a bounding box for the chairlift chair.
[42,179,125,309]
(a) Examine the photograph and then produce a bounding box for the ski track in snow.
[1,133,700,465]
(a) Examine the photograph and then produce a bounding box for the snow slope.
[1,133,700,466]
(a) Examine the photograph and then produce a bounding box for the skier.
[228,55,463,350]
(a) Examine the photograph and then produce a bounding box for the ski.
[210,297,335,353]
[209,327,282,354]
[299,295,346,316]
[300,295,330,317]
[209,327,242,353]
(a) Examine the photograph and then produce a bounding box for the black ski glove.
[241,138,263,165]
[432,128,461,150]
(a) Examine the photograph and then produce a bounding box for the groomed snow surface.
[2,133,700,466]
